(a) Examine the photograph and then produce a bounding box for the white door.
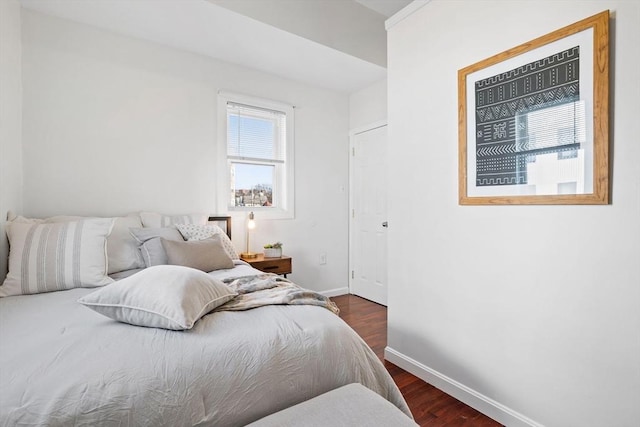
[350,124,388,306]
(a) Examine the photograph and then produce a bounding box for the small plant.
[264,242,283,249]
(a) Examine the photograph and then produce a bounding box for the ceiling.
[19,0,414,94]
[354,0,412,17]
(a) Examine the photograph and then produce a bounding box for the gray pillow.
[130,227,183,267]
[78,265,237,330]
[161,234,234,272]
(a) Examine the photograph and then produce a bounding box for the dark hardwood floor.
[331,294,502,427]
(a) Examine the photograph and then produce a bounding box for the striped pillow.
[0,218,115,296]
[8,214,145,275]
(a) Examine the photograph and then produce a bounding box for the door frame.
[348,120,388,297]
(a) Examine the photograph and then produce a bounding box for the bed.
[0,212,410,426]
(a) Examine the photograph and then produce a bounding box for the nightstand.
[241,254,292,277]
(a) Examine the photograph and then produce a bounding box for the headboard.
[208,216,232,240]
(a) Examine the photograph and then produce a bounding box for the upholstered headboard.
[208,216,232,240]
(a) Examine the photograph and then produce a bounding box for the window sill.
[228,206,294,220]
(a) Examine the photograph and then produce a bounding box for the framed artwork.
[458,10,609,205]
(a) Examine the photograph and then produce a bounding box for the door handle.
[382,221,388,228]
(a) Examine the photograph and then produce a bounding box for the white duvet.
[0,264,410,426]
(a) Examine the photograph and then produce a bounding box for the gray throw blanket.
[217,274,339,315]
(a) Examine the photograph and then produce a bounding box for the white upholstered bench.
[246,383,418,427]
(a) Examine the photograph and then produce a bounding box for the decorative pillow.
[162,235,234,272]
[175,223,239,260]
[139,212,208,229]
[129,227,184,267]
[7,214,145,275]
[78,265,237,330]
[0,218,115,296]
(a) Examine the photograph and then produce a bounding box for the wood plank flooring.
[331,294,503,427]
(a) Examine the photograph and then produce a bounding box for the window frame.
[217,91,295,219]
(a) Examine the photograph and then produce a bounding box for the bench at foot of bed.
[247,383,418,427]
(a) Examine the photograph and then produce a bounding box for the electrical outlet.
[319,253,327,265]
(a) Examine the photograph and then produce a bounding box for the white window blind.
[226,102,286,164]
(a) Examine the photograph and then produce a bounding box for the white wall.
[387,1,639,426]
[20,10,350,294]
[349,78,387,130]
[0,0,24,283]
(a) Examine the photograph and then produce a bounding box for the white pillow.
[9,214,83,223]
[106,214,145,274]
[176,223,239,260]
[139,212,208,228]
[0,218,115,296]
[78,265,237,330]
[129,227,184,267]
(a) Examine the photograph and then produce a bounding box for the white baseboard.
[384,347,543,427]
[320,287,349,297]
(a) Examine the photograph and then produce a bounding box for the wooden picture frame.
[458,11,609,205]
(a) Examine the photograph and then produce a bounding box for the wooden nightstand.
[241,254,292,277]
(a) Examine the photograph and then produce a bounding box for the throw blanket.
[217,274,339,315]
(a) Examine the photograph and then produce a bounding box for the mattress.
[0,263,410,426]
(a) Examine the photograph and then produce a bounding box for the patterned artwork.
[474,46,581,186]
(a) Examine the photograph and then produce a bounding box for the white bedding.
[0,263,410,426]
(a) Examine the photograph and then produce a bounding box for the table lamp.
[241,211,258,259]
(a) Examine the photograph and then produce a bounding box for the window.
[218,92,294,218]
